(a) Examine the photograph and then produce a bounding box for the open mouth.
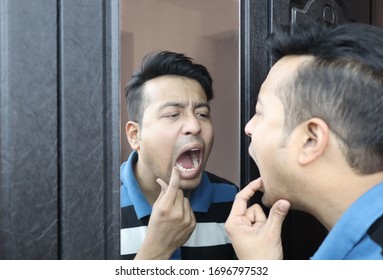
[175,148,202,176]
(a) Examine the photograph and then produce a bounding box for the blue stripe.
[211,183,238,203]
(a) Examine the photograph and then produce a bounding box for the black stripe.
[206,171,237,187]
[121,206,149,228]
[368,215,383,255]
[120,253,136,260]
[121,245,236,260]
[181,244,236,260]
[194,201,234,223]
[121,200,234,229]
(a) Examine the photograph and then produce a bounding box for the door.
[120,0,241,187]
[0,0,120,259]
[240,0,374,259]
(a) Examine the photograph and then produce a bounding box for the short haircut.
[125,51,213,125]
[267,21,383,174]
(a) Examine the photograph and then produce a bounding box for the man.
[121,51,238,259]
[225,21,383,260]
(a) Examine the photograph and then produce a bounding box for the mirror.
[120,0,240,186]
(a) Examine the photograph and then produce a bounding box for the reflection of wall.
[207,34,239,185]
[120,0,240,186]
[120,31,134,162]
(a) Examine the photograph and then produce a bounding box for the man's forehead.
[143,80,208,110]
[262,55,313,89]
[144,76,204,98]
[272,55,313,74]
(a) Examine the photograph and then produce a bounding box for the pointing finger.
[156,167,182,206]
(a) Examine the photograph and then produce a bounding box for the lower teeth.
[175,154,199,172]
[175,164,196,172]
[176,164,194,172]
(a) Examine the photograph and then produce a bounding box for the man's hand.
[135,167,196,260]
[225,178,290,260]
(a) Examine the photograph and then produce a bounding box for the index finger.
[156,167,181,206]
[230,178,262,216]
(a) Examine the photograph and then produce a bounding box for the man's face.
[135,75,214,191]
[244,56,309,207]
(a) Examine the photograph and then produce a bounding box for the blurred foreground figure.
[225,21,383,260]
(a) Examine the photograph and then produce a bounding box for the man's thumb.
[268,199,290,230]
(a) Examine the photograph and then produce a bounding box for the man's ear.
[126,121,140,151]
[298,118,329,165]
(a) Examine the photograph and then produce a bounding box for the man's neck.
[134,161,162,205]
[313,172,383,230]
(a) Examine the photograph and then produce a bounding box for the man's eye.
[167,113,179,118]
[166,113,179,118]
[197,112,209,119]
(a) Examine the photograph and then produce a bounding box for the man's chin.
[261,195,273,208]
[179,174,203,191]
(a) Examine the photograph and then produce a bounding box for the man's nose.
[244,118,253,137]
[182,114,201,135]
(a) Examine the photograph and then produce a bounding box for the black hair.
[125,51,213,124]
[267,21,383,174]
[269,21,383,72]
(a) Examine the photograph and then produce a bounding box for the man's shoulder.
[205,171,238,200]
[205,171,237,187]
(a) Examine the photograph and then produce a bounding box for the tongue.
[176,153,194,169]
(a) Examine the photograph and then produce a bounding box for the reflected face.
[244,56,309,207]
[136,76,214,191]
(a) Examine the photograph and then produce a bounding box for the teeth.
[175,153,199,173]
[192,153,199,168]
[174,149,200,173]
[175,163,197,173]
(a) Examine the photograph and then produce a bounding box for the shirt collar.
[189,172,214,212]
[312,181,383,259]
[121,151,152,219]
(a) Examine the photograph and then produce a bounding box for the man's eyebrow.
[157,101,186,111]
[158,101,210,111]
[195,102,210,111]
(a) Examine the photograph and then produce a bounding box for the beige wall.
[120,0,240,186]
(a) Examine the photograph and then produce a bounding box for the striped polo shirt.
[120,151,238,260]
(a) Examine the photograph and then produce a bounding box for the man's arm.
[225,178,290,260]
[134,168,196,260]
